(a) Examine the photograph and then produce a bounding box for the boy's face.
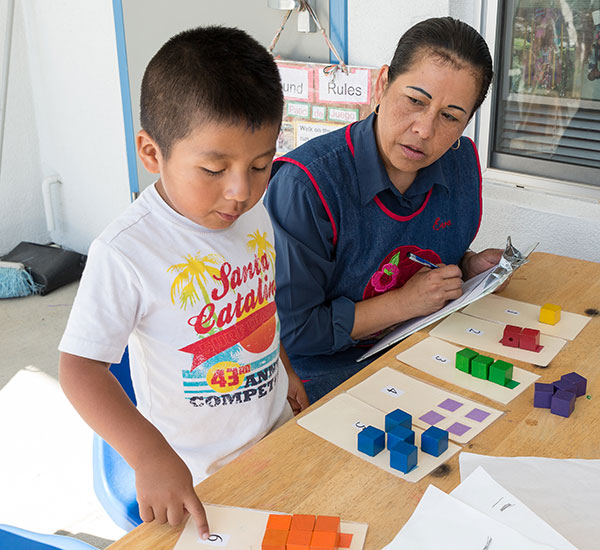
[137,121,279,230]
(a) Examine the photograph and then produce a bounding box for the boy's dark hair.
[388,17,493,117]
[140,26,284,158]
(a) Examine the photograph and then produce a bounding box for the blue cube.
[561,372,587,397]
[385,408,412,432]
[533,382,554,408]
[387,424,415,448]
[551,390,576,418]
[552,378,577,397]
[420,426,449,457]
[357,425,385,457]
[389,440,418,473]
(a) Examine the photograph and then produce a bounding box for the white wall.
[122,0,331,191]
[0,1,46,255]
[0,0,131,256]
[471,181,600,262]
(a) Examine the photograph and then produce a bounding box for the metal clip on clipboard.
[483,236,539,292]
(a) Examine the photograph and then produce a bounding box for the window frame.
[477,0,600,202]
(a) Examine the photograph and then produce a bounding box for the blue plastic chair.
[0,524,97,550]
[92,348,142,531]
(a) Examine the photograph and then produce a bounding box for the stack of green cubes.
[455,348,519,389]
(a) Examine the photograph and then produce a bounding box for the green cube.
[471,355,494,379]
[489,360,514,386]
[455,348,479,373]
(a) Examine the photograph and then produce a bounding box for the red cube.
[520,328,543,352]
[500,325,522,348]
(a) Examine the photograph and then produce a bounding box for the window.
[491,0,600,187]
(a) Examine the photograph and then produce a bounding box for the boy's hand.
[279,345,310,413]
[135,444,210,540]
[286,369,310,414]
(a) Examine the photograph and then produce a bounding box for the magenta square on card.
[419,410,445,425]
[465,408,491,422]
[447,422,471,436]
[438,398,463,412]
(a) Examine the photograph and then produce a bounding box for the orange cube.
[314,516,340,534]
[286,529,312,550]
[262,529,288,550]
[337,533,354,549]
[267,514,293,531]
[290,514,315,532]
[309,531,337,550]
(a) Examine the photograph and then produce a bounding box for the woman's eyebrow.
[406,85,431,99]
[447,104,467,114]
[406,86,467,114]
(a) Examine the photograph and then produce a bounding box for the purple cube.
[550,390,576,418]
[561,372,587,397]
[552,379,577,396]
[533,383,554,408]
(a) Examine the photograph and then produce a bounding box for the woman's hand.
[460,248,503,280]
[397,263,463,318]
[460,248,511,293]
[351,263,463,340]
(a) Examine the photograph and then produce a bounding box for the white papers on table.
[382,483,559,550]
[451,467,576,550]
[460,453,600,550]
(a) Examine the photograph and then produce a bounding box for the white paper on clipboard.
[357,238,538,362]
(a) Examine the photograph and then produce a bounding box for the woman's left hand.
[461,248,511,293]
[460,248,502,280]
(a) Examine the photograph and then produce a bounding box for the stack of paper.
[382,467,576,549]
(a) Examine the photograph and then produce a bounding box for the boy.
[59,26,308,539]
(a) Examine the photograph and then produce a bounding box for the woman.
[265,17,503,403]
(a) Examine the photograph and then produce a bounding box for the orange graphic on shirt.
[240,313,277,354]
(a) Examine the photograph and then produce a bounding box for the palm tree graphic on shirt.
[246,230,275,269]
[167,253,224,311]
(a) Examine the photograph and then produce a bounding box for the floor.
[0,281,126,549]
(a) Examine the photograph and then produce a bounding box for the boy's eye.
[252,165,268,172]
[202,167,224,177]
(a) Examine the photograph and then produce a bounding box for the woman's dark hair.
[140,26,284,158]
[388,17,493,116]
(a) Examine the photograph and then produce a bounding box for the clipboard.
[357,238,538,362]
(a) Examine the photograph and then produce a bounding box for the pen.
[407,252,439,270]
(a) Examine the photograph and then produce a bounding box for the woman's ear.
[374,65,390,104]
[136,130,162,174]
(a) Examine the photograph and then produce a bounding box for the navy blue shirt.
[265,113,482,376]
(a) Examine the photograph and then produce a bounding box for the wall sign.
[276,60,378,156]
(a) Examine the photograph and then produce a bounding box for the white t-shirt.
[59,184,288,481]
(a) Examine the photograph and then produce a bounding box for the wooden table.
[108,253,600,549]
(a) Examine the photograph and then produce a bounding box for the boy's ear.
[374,64,390,104]
[137,130,162,174]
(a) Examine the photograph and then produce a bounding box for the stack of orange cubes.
[261,513,352,550]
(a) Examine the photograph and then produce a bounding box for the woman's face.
[374,55,480,187]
